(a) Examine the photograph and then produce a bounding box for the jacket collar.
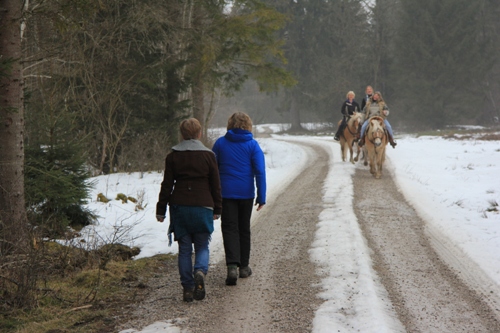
[172,139,211,152]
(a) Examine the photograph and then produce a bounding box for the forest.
[1,0,500,309]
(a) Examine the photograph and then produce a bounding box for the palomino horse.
[364,116,388,179]
[338,112,364,164]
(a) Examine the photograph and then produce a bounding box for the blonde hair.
[227,112,253,131]
[365,91,386,110]
[372,91,384,102]
[346,91,355,99]
[179,118,202,140]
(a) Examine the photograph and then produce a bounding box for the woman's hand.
[255,203,265,211]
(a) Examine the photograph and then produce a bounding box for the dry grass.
[476,133,500,141]
[443,132,500,141]
[1,253,176,333]
[412,127,500,141]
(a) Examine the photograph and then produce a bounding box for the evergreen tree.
[24,80,96,235]
[187,0,295,133]
[264,0,371,129]
[25,143,96,236]
[393,0,495,129]
[478,0,500,124]
[368,0,399,96]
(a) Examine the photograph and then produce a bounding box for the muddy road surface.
[120,139,500,333]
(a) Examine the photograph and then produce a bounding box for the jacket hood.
[225,128,253,142]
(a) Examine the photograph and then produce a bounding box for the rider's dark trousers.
[335,116,348,137]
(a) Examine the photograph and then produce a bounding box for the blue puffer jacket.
[212,129,266,204]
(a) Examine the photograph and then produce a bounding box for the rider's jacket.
[341,99,361,116]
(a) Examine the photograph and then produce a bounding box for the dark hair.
[179,118,202,140]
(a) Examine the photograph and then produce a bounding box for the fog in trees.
[220,0,500,131]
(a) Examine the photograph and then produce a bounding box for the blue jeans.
[177,232,210,289]
[360,119,394,139]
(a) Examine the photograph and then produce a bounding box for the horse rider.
[334,91,361,141]
[358,91,397,148]
[360,85,374,111]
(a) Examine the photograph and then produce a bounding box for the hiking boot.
[225,265,238,286]
[193,271,206,300]
[239,266,252,278]
[183,287,194,302]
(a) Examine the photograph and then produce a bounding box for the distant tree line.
[222,0,500,131]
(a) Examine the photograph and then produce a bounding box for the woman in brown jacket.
[156,118,222,302]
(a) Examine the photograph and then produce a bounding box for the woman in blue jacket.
[212,112,266,285]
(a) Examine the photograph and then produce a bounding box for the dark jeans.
[335,116,348,137]
[221,198,254,267]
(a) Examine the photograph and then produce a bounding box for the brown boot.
[389,135,397,148]
[358,136,365,147]
[334,125,343,141]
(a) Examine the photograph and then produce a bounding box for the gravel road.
[120,139,500,333]
[353,166,500,332]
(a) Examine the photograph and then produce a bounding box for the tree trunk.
[99,133,108,174]
[192,77,206,130]
[0,0,29,254]
[289,95,303,131]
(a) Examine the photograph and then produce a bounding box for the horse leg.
[353,142,360,162]
[349,140,355,164]
[340,140,345,162]
[375,150,382,179]
[369,152,376,175]
[375,162,381,178]
[379,144,387,176]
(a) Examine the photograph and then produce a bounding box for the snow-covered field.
[79,125,500,333]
